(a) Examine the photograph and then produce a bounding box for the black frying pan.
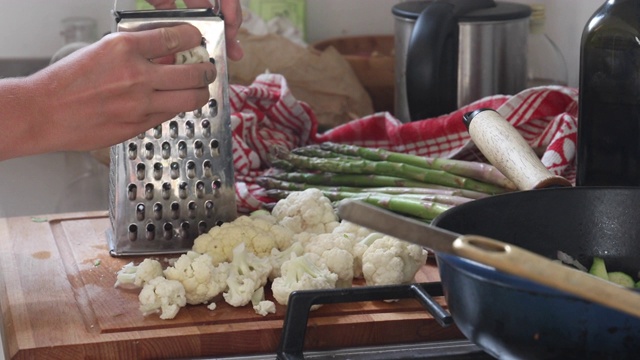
[431,109,640,358]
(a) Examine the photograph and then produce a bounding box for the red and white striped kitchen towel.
[229,73,579,212]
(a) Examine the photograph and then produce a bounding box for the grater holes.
[198,221,208,234]
[196,180,206,198]
[136,163,146,180]
[137,132,145,140]
[136,203,145,221]
[153,125,162,139]
[128,143,138,160]
[194,140,204,158]
[153,162,163,180]
[170,202,180,219]
[161,141,171,159]
[210,139,220,156]
[128,224,138,241]
[110,23,235,255]
[212,179,222,190]
[170,120,179,138]
[186,160,197,179]
[208,99,218,117]
[161,182,171,200]
[163,222,174,240]
[188,201,197,218]
[185,120,195,138]
[144,142,154,160]
[205,200,214,217]
[127,184,137,201]
[215,220,224,226]
[178,181,188,199]
[180,221,190,238]
[178,141,187,158]
[201,120,211,137]
[153,202,163,220]
[144,183,154,200]
[203,160,213,178]
[145,223,156,241]
[170,162,180,179]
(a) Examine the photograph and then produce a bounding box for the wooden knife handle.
[464,109,571,190]
[454,234,640,320]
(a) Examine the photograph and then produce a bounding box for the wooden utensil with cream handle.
[463,108,572,190]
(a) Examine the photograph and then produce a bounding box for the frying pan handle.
[463,109,571,190]
[453,235,640,319]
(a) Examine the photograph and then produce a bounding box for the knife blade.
[337,200,460,254]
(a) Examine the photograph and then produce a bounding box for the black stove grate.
[275,282,493,360]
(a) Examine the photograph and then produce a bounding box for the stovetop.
[215,340,493,359]
[213,282,495,360]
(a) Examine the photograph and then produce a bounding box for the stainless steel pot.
[393,0,531,122]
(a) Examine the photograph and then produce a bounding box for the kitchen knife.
[337,200,640,319]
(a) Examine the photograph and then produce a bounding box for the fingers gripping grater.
[107,8,237,257]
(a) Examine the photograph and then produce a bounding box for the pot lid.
[392,0,531,22]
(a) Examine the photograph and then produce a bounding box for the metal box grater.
[107,8,237,257]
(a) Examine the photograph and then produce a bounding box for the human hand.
[146,0,244,60]
[12,24,215,157]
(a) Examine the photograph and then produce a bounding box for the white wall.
[0,0,136,58]
[0,0,606,86]
[304,0,604,88]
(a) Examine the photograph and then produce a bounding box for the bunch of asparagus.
[258,142,516,221]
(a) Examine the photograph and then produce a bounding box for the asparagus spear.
[291,145,351,159]
[256,177,474,205]
[318,142,516,190]
[273,150,509,195]
[265,172,490,199]
[265,189,451,220]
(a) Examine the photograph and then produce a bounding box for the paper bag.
[229,30,374,130]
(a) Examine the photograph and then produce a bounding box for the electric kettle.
[393,0,531,122]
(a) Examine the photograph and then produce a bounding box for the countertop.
[0,212,464,359]
[0,151,111,360]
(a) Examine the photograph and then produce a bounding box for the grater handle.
[113,0,222,16]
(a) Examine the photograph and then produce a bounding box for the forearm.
[0,24,215,163]
[0,75,51,161]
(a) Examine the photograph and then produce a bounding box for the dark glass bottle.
[577,0,640,186]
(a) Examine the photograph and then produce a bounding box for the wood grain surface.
[0,212,463,359]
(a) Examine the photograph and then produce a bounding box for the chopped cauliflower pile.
[114,189,429,320]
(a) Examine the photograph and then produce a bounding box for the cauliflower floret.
[352,233,385,279]
[254,300,276,316]
[193,213,295,264]
[269,241,305,280]
[249,209,278,223]
[175,45,210,65]
[268,221,297,250]
[291,231,317,248]
[138,276,187,320]
[271,188,340,234]
[114,259,164,289]
[223,243,273,307]
[304,233,355,288]
[250,286,277,316]
[192,231,228,265]
[271,253,338,307]
[361,236,429,286]
[163,251,229,305]
[224,275,259,307]
[333,220,376,244]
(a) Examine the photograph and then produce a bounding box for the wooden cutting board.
[0,212,464,359]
